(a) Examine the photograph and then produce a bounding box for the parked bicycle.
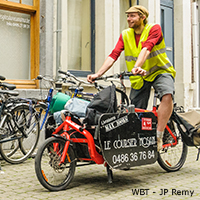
[0,81,40,164]
[0,79,16,91]
[58,69,98,100]
[43,70,105,138]
[32,73,88,139]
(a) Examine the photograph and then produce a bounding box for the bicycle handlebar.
[58,70,91,85]
[58,70,107,91]
[34,75,55,83]
[94,71,135,81]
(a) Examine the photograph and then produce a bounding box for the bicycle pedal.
[0,134,8,140]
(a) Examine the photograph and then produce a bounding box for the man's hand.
[131,67,146,76]
[87,74,99,83]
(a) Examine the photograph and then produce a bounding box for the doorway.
[160,0,174,65]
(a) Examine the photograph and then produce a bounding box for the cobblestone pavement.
[0,147,200,200]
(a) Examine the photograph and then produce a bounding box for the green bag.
[49,92,71,113]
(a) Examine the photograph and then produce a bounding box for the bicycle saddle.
[0,75,5,81]
[0,90,19,96]
[0,82,16,90]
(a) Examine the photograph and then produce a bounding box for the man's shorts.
[129,73,175,109]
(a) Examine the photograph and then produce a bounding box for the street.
[0,147,200,200]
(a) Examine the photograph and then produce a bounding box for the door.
[160,0,174,65]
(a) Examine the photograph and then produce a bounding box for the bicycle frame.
[0,103,33,143]
[52,114,104,165]
[38,88,53,130]
[50,88,178,168]
[0,93,29,143]
[35,71,190,191]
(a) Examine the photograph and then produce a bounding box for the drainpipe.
[129,0,139,7]
[129,0,132,7]
[192,2,199,107]
[56,0,62,78]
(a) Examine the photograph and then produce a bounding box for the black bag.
[84,83,117,125]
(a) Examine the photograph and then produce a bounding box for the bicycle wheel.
[0,104,40,164]
[35,136,76,191]
[157,118,188,172]
[0,113,20,160]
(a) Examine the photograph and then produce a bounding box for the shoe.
[120,167,130,170]
[157,137,163,151]
[60,111,66,121]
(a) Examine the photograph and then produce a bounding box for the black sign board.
[99,112,157,169]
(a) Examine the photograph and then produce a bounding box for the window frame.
[0,0,40,88]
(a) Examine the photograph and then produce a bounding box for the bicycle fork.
[53,118,71,165]
[163,125,178,149]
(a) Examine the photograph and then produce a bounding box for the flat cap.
[125,5,149,18]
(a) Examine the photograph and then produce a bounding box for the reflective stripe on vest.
[125,47,167,62]
[122,24,176,89]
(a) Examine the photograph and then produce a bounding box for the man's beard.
[132,23,141,29]
[128,21,141,29]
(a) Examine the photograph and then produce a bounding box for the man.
[87,5,176,151]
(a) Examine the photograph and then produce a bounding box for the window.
[0,9,30,79]
[0,0,40,88]
[67,0,95,76]
[6,0,33,6]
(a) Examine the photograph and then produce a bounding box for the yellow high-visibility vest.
[122,24,176,89]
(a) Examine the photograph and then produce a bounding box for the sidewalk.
[0,147,200,200]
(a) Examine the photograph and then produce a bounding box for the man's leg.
[157,94,173,132]
[153,74,175,151]
[157,94,173,151]
[130,80,151,109]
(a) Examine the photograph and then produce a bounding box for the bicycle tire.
[35,136,76,191]
[0,104,40,164]
[157,118,188,172]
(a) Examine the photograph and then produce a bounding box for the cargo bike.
[35,71,193,191]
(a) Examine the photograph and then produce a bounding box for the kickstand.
[106,164,113,184]
[0,161,4,174]
[196,147,200,161]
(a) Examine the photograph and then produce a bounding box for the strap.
[106,83,116,113]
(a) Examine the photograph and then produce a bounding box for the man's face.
[127,12,144,29]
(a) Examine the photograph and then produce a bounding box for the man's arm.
[87,57,115,83]
[109,34,124,60]
[131,47,150,75]
[132,24,162,75]
[96,56,115,77]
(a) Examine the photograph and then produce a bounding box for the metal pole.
[91,0,95,73]
[56,0,62,78]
